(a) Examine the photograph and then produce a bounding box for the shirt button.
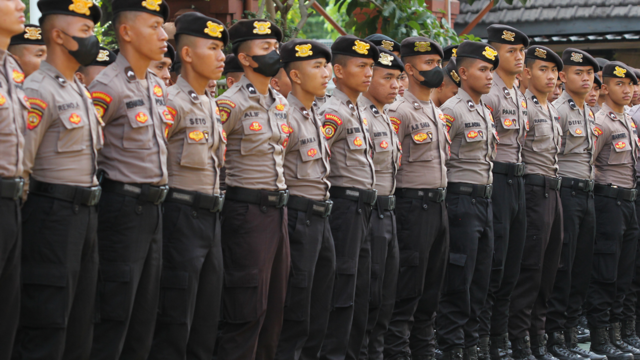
[423,204,428,210]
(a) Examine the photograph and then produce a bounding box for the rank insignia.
[246,84,257,95]
[188,130,205,142]
[444,114,455,132]
[276,103,285,111]
[188,90,198,101]
[568,99,577,109]
[69,113,82,124]
[381,40,394,51]
[97,50,109,62]
[504,118,513,127]
[12,69,24,84]
[615,141,626,149]
[467,130,479,139]
[69,0,93,16]
[253,21,272,35]
[353,40,370,55]
[502,30,515,42]
[570,52,583,62]
[307,148,317,157]
[153,85,163,97]
[593,127,603,136]
[531,95,539,105]
[135,112,148,124]
[575,128,583,135]
[380,140,389,149]
[0,94,5,106]
[483,46,498,61]
[204,21,224,38]
[502,87,510,98]
[281,123,293,134]
[413,132,428,142]
[521,100,527,109]
[249,121,262,131]
[301,107,310,118]
[24,26,42,40]
[378,53,393,66]
[467,100,475,110]
[142,0,162,11]
[414,41,431,52]
[353,136,363,147]
[295,44,313,57]
[609,112,618,120]
[614,66,627,78]
[390,117,401,133]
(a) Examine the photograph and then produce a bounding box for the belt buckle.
[485,184,493,199]
[277,190,289,208]
[324,199,333,217]
[212,193,225,212]
[156,186,169,205]
[87,186,102,206]
[13,178,25,200]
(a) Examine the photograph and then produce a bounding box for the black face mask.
[250,50,283,77]
[414,67,445,89]
[61,32,100,67]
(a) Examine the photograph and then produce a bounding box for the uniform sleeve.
[592,117,609,160]
[319,105,345,148]
[388,105,409,141]
[440,103,460,138]
[165,92,181,139]
[482,90,500,125]
[554,103,569,132]
[217,95,241,135]
[22,87,54,181]
[89,80,119,125]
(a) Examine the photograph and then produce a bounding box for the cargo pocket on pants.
[224,268,260,323]
[98,263,131,321]
[22,266,68,327]
[369,263,382,308]
[396,250,420,300]
[592,240,617,283]
[443,253,467,293]
[158,270,190,324]
[283,271,309,321]
[332,258,357,308]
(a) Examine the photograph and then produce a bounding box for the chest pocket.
[564,118,587,154]
[458,126,485,160]
[240,113,269,155]
[297,142,322,179]
[181,112,212,169]
[0,90,12,135]
[608,134,632,165]
[532,122,553,151]
[345,129,368,167]
[58,108,87,152]
[409,126,435,162]
[123,101,153,149]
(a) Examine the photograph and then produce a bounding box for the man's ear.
[601,84,609,95]
[226,77,236,88]
[119,23,133,43]
[270,77,280,91]
[237,53,252,67]
[75,72,85,85]
[181,46,192,64]
[559,71,567,84]
[459,66,468,81]
[290,69,302,85]
[333,64,344,79]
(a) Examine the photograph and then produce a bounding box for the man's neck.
[291,86,315,109]
[528,86,549,108]
[431,93,442,108]
[0,35,9,51]
[496,68,517,89]
[46,49,80,81]
[244,69,270,95]
[181,67,208,95]
[605,98,626,114]
[461,84,482,104]
[363,92,384,112]
[597,97,605,106]
[565,88,587,109]
[335,82,360,104]
[119,46,151,80]
[407,79,432,102]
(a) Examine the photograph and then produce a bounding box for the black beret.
[331,35,379,61]
[280,39,331,64]
[445,58,460,87]
[175,12,228,47]
[526,46,563,71]
[38,0,102,25]
[223,54,243,75]
[443,44,458,62]
[603,61,638,85]
[486,24,529,47]
[375,47,404,72]
[112,0,169,22]
[595,58,610,72]
[171,56,181,73]
[593,73,602,88]
[164,42,175,63]
[400,37,443,58]
[228,19,283,45]
[456,40,499,69]
[87,46,117,67]
[633,69,640,83]
[561,48,599,72]
[365,34,400,53]
[10,24,45,46]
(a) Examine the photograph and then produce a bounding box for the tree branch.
[257,0,266,18]
[291,0,315,38]
[267,0,277,19]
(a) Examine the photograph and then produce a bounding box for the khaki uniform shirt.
[629,105,640,175]
[89,54,169,185]
[319,88,375,190]
[360,96,400,195]
[165,76,226,195]
[553,91,597,180]
[216,75,289,191]
[442,88,497,185]
[590,104,601,115]
[283,94,330,201]
[522,90,562,177]
[482,74,528,164]
[0,49,27,179]
[23,62,102,187]
[593,102,639,189]
[387,90,449,189]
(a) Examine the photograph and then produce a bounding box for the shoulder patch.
[91,91,113,118]
[153,85,163,97]
[324,113,343,126]
[593,126,603,136]
[444,114,455,132]
[166,105,177,118]
[390,117,401,133]
[217,99,236,108]
[485,104,493,113]
[12,69,25,84]
[26,97,47,130]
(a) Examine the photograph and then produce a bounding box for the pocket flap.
[161,271,189,289]
[594,240,616,254]
[411,130,433,144]
[612,139,631,152]
[300,143,320,162]
[100,263,131,282]
[464,129,485,143]
[534,123,552,137]
[242,118,268,135]
[59,108,86,130]
[374,136,393,152]
[346,132,366,150]
[289,271,308,288]
[336,258,357,275]
[399,250,420,266]
[449,252,467,267]
[126,106,153,129]
[568,124,586,137]
[22,265,67,287]
[225,268,259,287]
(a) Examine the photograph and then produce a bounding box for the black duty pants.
[217,200,290,360]
[479,174,526,337]
[0,198,20,359]
[148,202,223,360]
[384,195,449,359]
[14,194,98,360]
[546,187,595,333]
[437,191,493,351]
[275,208,335,360]
[90,192,163,360]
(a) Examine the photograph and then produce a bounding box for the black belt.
[396,187,447,203]
[524,174,562,191]
[493,162,526,177]
[448,183,493,199]
[330,186,377,206]
[165,188,225,212]
[287,195,333,218]
[594,184,638,202]
[225,186,289,208]
[376,195,396,211]
[562,177,595,193]
[101,178,168,205]
[30,179,102,206]
[0,177,24,200]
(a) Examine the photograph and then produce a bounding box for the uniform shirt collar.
[237,74,279,100]
[286,93,314,119]
[524,89,543,109]
[0,48,6,64]
[175,75,207,103]
[40,61,72,88]
[115,53,152,82]
[601,102,624,122]
[358,95,383,118]
[402,90,430,110]
[558,90,584,115]
[457,88,483,111]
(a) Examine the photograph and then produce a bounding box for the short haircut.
[456,56,477,72]
[332,54,349,67]
[232,41,252,56]
[113,11,139,43]
[525,57,536,69]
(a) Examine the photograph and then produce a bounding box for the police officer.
[384,36,449,360]
[587,75,602,113]
[314,35,378,360]
[8,24,46,78]
[546,49,602,360]
[586,61,639,360]
[75,46,117,86]
[15,1,102,358]
[0,0,28,357]
[366,34,401,57]
[359,47,402,360]
[593,59,610,114]
[149,42,174,86]
[443,44,458,66]
[437,40,498,360]
[508,46,564,360]
[215,18,290,360]
[146,12,227,359]
[432,59,460,108]
[88,0,171,358]
[479,24,529,360]
[274,39,335,360]
[223,53,244,88]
